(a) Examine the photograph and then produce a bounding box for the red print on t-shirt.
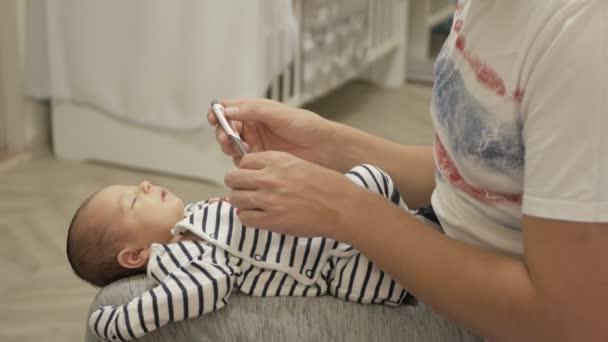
[454,19,463,33]
[435,135,522,204]
[455,1,464,14]
[454,35,507,97]
[451,2,524,103]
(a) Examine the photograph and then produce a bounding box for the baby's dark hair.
[66,190,144,287]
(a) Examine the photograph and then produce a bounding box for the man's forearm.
[336,190,558,341]
[327,122,436,209]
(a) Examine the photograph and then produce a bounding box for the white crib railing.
[266,0,407,106]
[408,0,455,82]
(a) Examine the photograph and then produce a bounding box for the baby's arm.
[88,256,238,341]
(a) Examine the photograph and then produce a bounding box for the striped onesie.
[90,165,415,341]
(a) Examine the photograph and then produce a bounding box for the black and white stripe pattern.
[90,164,412,341]
[90,252,235,341]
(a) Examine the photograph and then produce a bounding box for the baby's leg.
[344,164,409,212]
[328,251,410,305]
[329,165,428,305]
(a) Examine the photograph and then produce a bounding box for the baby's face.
[86,181,185,249]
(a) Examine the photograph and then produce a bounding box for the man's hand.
[224,151,366,238]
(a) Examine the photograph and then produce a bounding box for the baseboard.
[24,99,51,153]
[0,151,31,173]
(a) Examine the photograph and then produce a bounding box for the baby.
[67,164,429,341]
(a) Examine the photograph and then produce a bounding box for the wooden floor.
[0,81,434,342]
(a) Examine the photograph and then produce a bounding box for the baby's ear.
[117,247,150,269]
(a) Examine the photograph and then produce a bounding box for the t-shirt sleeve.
[521,0,608,222]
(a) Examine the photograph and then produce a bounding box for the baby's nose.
[140,180,152,192]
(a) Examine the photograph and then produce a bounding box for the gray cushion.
[86,274,483,342]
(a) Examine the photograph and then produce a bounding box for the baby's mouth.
[161,189,167,201]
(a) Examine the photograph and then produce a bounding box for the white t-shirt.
[430,0,608,256]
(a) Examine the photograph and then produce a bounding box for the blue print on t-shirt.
[432,58,524,176]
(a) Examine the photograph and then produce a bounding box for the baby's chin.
[168,230,199,244]
[175,198,185,213]
[168,234,182,244]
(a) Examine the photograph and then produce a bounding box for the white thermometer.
[210,100,248,156]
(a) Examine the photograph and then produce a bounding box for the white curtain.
[27,0,297,130]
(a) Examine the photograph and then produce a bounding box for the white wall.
[18,0,50,150]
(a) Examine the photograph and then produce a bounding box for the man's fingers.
[215,125,227,144]
[238,153,269,170]
[207,109,218,126]
[221,99,281,123]
[215,126,237,156]
[220,98,268,108]
[208,104,244,135]
[228,189,257,208]
[235,209,267,228]
[230,121,244,136]
[224,169,260,190]
[215,125,249,157]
